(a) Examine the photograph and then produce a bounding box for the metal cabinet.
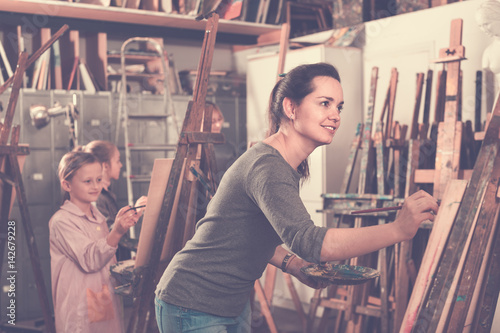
[80,92,114,144]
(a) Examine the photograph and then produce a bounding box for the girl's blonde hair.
[58,151,99,202]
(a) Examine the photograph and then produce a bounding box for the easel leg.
[284,273,308,332]
[0,158,14,262]
[307,288,323,332]
[378,233,390,333]
[8,152,55,332]
[254,280,278,333]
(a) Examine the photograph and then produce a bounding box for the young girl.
[49,151,141,332]
[84,140,147,260]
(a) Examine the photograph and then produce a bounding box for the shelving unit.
[0,0,280,44]
[107,50,165,93]
[108,72,162,80]
[108,53,159,63]
[0,0,281,92]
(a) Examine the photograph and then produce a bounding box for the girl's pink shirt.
[49,200,124,333]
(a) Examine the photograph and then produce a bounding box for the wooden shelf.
[0,0,280,43]
[108,53,159,64]
[108,72,161,81]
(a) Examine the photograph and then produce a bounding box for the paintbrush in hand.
[350,200,440,215]
[125,205,146,213]
[350,205,403,215]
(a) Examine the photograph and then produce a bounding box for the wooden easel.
[389,20,476,332]
[126,13,223,333]
[409,89,500,332]
[413,19,471,197]
[401,23,470,330]
[0,25,68,332]
[309,67,407,333]
[400,19,500,332]
[0,53,55,332]
[402,22,471,329]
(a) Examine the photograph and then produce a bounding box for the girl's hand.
[394,190,439,241]
[134,196,148,217]
[113,205,141,235]
[286,257,329,289]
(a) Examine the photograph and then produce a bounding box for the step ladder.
[114,37,179,237]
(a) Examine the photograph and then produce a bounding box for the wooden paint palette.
[301,263,380,285]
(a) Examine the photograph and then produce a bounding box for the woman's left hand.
[286,257,329,289]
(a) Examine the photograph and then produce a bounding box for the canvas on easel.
[135,158,186,268]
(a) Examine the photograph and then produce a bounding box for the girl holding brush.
[84,140,147,260]
[155,62,438,333]
[49,151,141,332]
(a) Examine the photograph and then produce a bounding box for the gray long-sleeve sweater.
[155,142,328,317]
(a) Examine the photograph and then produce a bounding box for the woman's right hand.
[394,190,439,241]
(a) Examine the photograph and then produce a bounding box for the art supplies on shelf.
[0,41,13,79]
[0,41,12,85]
[53,40,63,90]
[0,64,4,85]
[79,59,97,93]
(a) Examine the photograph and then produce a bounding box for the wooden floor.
[251,307,305,333]
[251,305,339,333]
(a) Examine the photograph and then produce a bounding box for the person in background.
[207,101,238,186]
[154,62,438,333]
[49,151,141,332]
[84,140,147,261]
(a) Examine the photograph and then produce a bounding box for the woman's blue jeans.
[155,296,252,333]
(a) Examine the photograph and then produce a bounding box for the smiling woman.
[265,64,344,179]
[154,62,438,333]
